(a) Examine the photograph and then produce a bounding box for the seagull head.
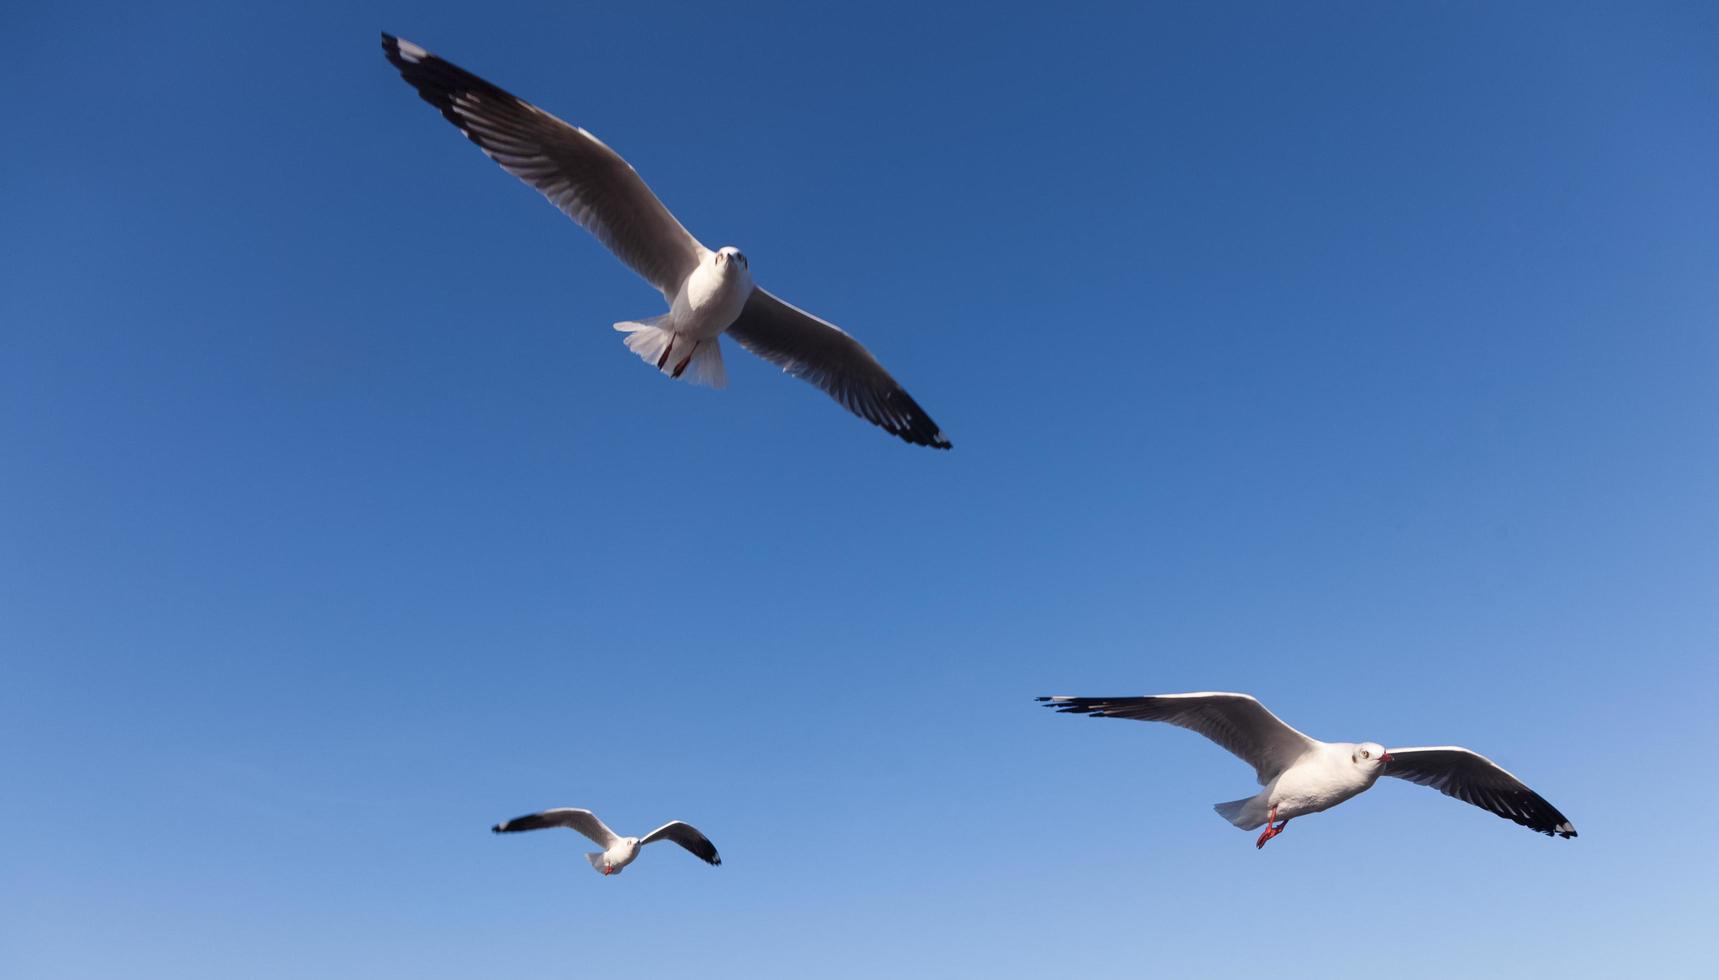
[1351,742,1391,770]
[715,246,749,272]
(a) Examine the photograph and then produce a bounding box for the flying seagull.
[380,33,950,449]
[492,807,721,876]
[1038,692,1576,848]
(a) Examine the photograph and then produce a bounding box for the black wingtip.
[379,33,413,73]
[870,387,949,449]
[900,422,955,447]
[889,423,951,450]
[899,416,951,451]
[380,33,437,73]
[1037,696,1109,716]
[491,822,506,833]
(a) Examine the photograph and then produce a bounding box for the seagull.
[380,33,950,449]
[491,807,721,876]
[1038,692,1576,848]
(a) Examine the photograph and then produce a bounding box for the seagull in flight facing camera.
[381,34,950,448]
[492,807,721,876]
[1039,692,1576,848]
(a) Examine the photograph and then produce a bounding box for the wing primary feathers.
[1383,747,1577,839]
[727,288,951,449]
[489,808,620,846]
[640,821,722,866]
[1037,693,1320,785]
[379,32,705,296]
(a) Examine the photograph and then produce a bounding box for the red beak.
[1379,752,1394,763]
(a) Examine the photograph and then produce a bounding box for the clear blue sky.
[4,2,1717,977]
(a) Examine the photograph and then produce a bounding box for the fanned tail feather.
[614,316,727,388]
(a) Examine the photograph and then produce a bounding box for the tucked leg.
[672,342,697,378]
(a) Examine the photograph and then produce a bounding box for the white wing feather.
[1040,692,1320,784]
[382,34,707,299]
[492,807,620,847]
[639,821,722,865]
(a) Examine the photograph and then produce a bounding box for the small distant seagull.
[380,33,950,449]
[492,807,721,876]
[1038,692,1576,848]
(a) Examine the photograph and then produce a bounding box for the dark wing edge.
[379,33,703,296]
[492,811,570,834]
[1383,747,1577,839]
[727,288,951,449]
[641,821,722,866]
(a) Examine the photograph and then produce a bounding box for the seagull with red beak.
[1039,692,1576,848]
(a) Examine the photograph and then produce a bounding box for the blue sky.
[4,1,1717,976]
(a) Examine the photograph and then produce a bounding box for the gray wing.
[1383,747,1577,838]
[381,34,706,299]
[491,807,619,847]
[726,288,951,449]
[1038,692,1319,784]
[638,821,721,866]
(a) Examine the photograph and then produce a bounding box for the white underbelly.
[1269,771,1370,819]
[671,261,752,339]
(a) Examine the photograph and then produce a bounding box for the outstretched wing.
[1383,747,1577,838]
[381,33,706,299]
[1039,692,1319,784]
[727,288,951,449]
[492,808,619,847]
[639,821,722,865]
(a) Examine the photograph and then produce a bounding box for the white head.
[714,245,749,273]
[1350,742,1392,772]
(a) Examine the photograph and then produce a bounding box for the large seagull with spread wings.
[1040,692,1577,848]
[381,34,950,448]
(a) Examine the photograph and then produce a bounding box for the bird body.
[588,836,643,876]
[615,246,755,386]
[1216,741,1386,831]
[1040,692,1575,848]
